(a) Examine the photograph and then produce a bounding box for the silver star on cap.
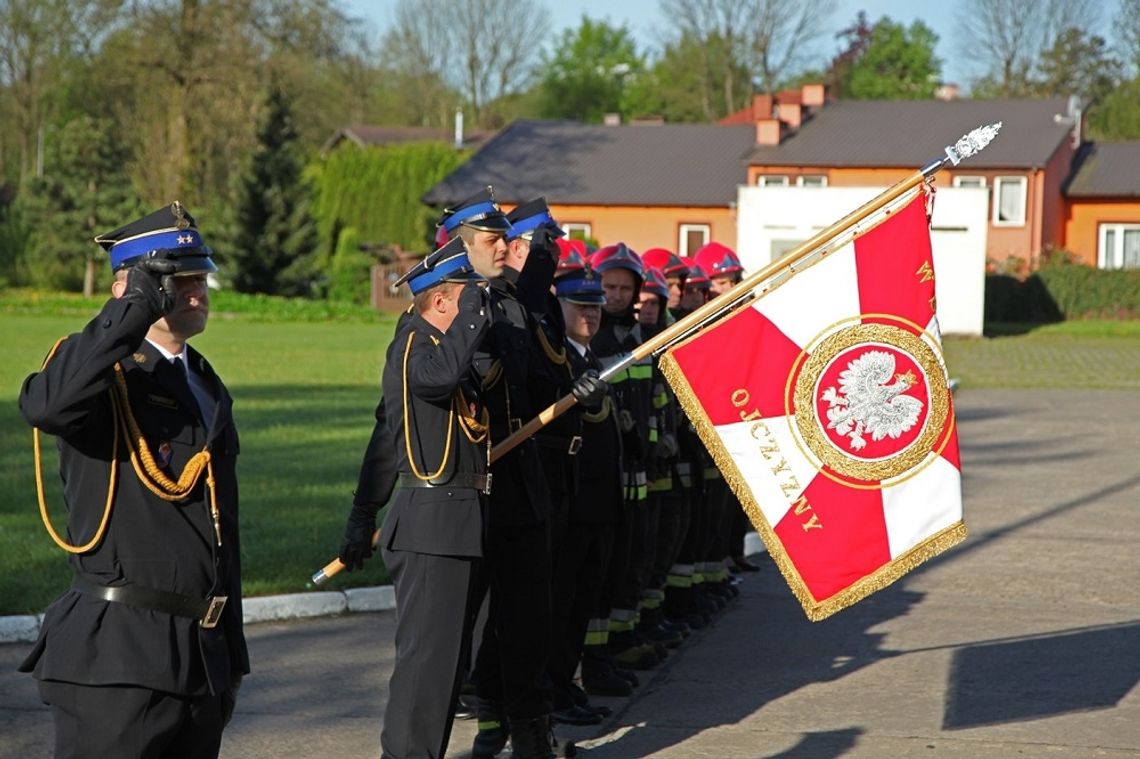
[177,234,192,245]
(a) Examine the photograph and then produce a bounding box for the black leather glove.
[571,369,607,410]
[338,503,380,571]
[123,253,177,321]
[458,280,489,316]
[528,222,563,260]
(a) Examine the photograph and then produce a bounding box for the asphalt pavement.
[2,389,1138,758]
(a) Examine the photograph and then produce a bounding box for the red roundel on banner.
[813,343,930,462]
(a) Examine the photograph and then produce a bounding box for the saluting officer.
[374,238,491,759]
[18,203,248,759]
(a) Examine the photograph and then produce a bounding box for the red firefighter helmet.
[555,238,588,278]
[681,258,711,290]
[590,242,644,283]
[640,248,689,279]
[694,241,743,278]
[641,267,670,300]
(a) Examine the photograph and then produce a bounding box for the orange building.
[422,92,1140,271]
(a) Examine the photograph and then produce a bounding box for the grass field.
[2,303,1139,613]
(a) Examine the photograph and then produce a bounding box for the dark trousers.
[381,548,481,759]
[701,477,733,562]
[603,500,635,613]
[548,520,614,705]
[473,518,553,721]
[39,680,224,759]
[650,490,688,589]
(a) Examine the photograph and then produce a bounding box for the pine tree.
[230,86,319,295]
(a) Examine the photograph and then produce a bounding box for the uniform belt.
[398,471,492,495]
[72,577,228,629]
[534,434,583,455]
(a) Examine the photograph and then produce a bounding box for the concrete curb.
[0,585,397,645]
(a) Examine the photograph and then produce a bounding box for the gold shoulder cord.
[33,337,223,553]
[582,395,613,423]
[535,323,567,365]
[403,330,492,481]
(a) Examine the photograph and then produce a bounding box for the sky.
[348,0,1121,90]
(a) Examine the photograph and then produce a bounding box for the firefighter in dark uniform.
[18,203,248,759]
[372,238,492,759]
[548,259,629,718]
[588,243,663,674]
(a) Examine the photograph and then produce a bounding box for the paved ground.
[2,388,1138,758]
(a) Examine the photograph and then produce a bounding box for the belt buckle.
[483,473,493,496]
[200,596,228,629]
[566,435,583,456]
[509,417,523,433]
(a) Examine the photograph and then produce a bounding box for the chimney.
[801,83,826,107]
[777,102,803,130]
[934,83,960,101]
[756,118,784,146]
[752,93,774,120]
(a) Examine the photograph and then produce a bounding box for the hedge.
[985,255,1140,323]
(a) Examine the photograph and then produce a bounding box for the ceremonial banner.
[660,190,965,620]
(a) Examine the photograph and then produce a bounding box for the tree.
[384,0,550,127]
[839,17,941,99]
[957,0,1102,96]
[624,33,752,122]
[1086,79,1140,139]
[229,87,319,295]
[1035,27,1121,103]
[1118,0,1140,74]
[17,115,141,293]
[537,17,645,122]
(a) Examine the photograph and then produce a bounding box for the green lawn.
[2,306,1139,613]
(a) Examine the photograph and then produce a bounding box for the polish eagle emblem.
[821,350,924,451]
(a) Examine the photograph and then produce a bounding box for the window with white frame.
[758,175,789,187]
[1098,223,1140,269]
[562,222,591,241]
[952,175,986,189]
[797,175,827,187]
[993,176,1027,226]
[678,223,710,257]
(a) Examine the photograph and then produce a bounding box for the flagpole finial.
[944,122,1002,166]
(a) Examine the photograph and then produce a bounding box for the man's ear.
[111,278,127,299]
[432,289,449,313]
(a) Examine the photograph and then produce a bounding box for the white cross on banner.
[660,190,966,621]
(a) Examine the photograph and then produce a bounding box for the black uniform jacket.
[474,273,553,528]
[566,342,622,524]
[17,297,248,696]
[379,307,490,558]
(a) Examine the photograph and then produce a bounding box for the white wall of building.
[735,186,989,336]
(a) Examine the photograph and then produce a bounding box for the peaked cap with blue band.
[554,265,606,305]
[438,186,513,236]
[95,201,217,275]
[395,236,486,295]
[505,197,563,241]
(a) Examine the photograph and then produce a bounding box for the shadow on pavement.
[943,621,1140,729]
[762,726,863,758]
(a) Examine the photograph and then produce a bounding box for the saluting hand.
[123,253,177,321]
[458,280,490,316]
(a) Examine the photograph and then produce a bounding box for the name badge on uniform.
[147,393,179,410]
[157,441,174,468]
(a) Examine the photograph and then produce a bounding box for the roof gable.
[422,120,756,207]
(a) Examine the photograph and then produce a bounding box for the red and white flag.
[660,191,965,620]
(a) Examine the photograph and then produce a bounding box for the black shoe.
[662,618,691,638]
[552,704,604,726]
[612,665,639,687]
[472,720,509,758]
[509,716,556,759]
[640,622,684,649]
[455,693,479,720]
[584,702,612,718]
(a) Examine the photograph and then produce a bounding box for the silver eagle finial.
[944,122,1002,166]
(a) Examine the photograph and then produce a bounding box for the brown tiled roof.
[1065,142,1140,198]
[421,120,756,207]
[745,98,1077,169]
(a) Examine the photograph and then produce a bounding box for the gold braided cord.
[481,359,503,390]
[402,330,456,481]
[456,390,489,444]
[535,323,567,365]
[34,338,221,552]
[582,395,613,423]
